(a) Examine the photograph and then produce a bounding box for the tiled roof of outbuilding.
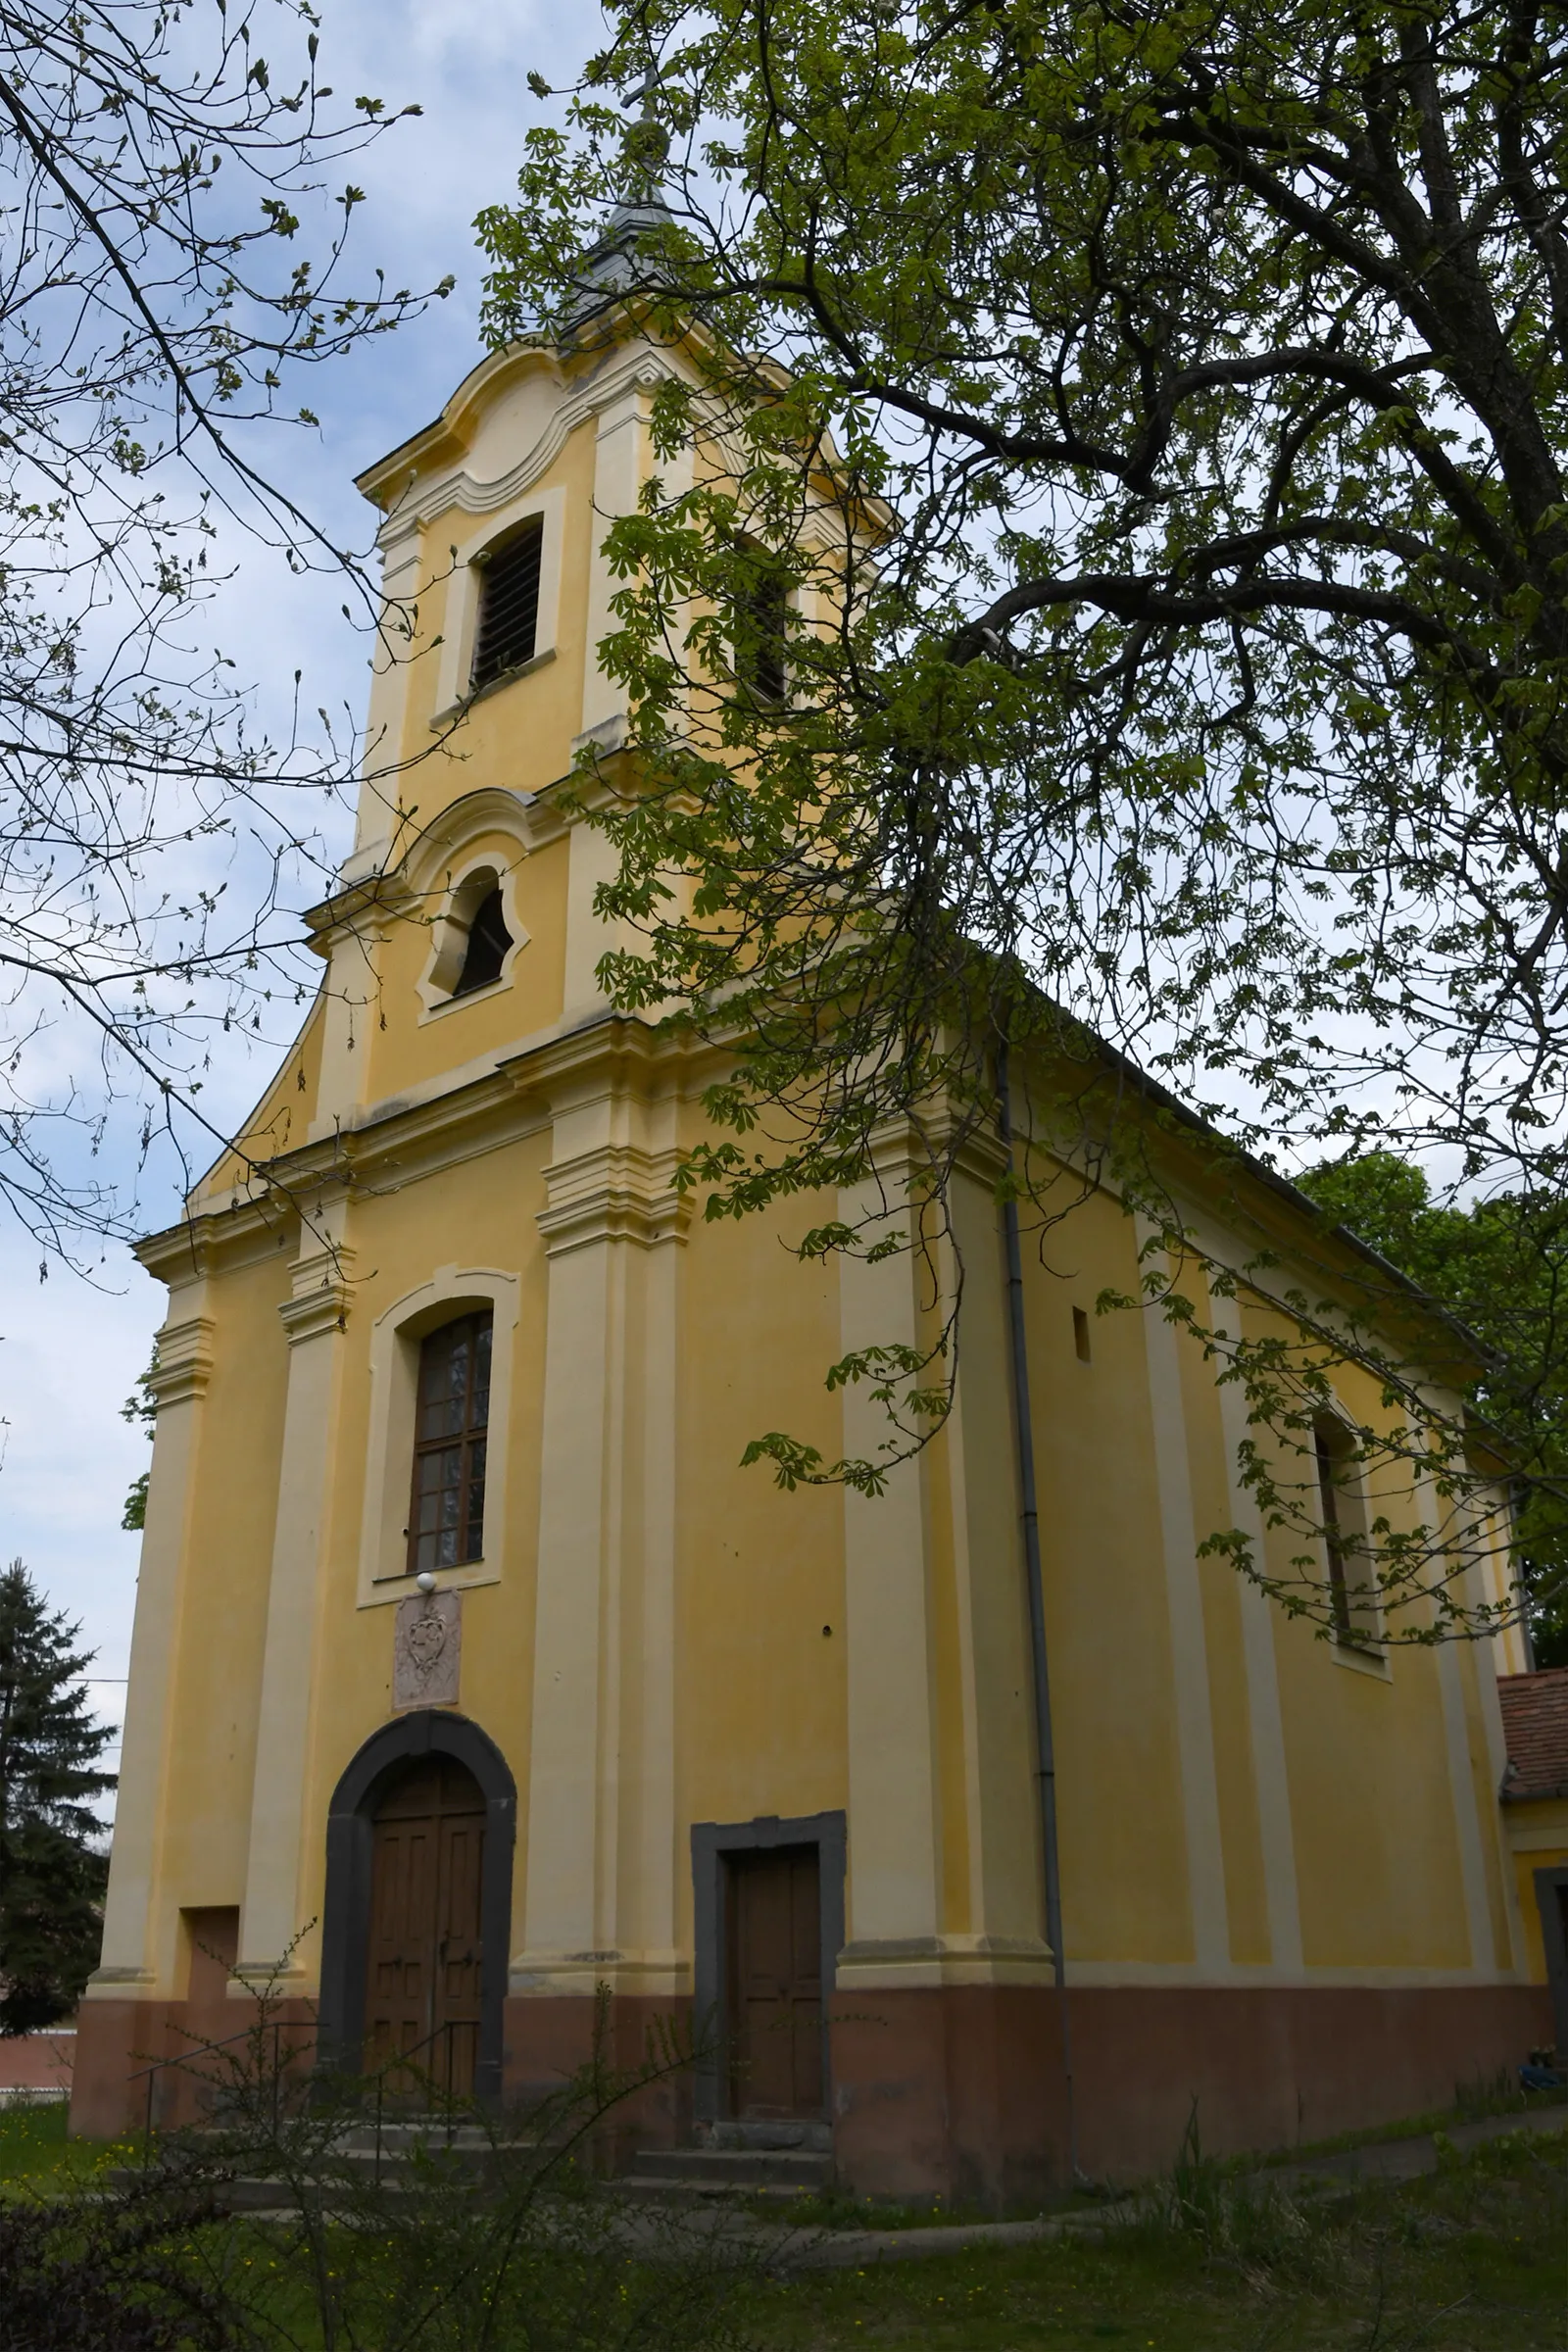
[1497,1667,1568,1801]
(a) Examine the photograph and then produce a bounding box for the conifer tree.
[0,1562,117,2035]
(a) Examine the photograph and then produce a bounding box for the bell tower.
[270,314,694,1157]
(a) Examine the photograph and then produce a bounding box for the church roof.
[561,188,676,330]
[1497,1667,1568,1801]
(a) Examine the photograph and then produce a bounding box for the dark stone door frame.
[318,1709,516,2103]
[690,1810,847,2125]
[1533,1865,1568,2051]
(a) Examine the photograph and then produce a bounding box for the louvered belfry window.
[470,518,544,690]
[408,1311,492,1574]
[733,542,789,704]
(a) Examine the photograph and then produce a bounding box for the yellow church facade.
[73,318,1552,2198]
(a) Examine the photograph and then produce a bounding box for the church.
[71,276,1554,2200]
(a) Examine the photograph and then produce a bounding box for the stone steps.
[118,2114,841,2213]
[617,2140,835,2203]
[703,2119,833,2153]
[110,2118,516,2214]
[332,2119,499,2157]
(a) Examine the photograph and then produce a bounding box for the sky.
[0,0,598,1798]
[4,3,1509,1800]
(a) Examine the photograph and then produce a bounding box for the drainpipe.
[997,1041,1079,2183]
[1511,1479,1537,1672]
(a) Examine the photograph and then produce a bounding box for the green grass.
[738,2131,1568,2351]
[1241,2074,1568,2173]
[0,2095,135,2190]
[4,2099,1562,2349]
[0,2098,74,2186]
[758,2082,1568,2231]
[746,2186,1044,2232]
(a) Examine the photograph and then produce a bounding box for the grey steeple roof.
[563,76,676,331]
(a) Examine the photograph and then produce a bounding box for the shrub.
[0,2180,246,2351]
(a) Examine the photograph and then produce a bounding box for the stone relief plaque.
[393,1589,461,1709]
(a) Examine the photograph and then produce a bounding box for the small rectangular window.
[409,1311,493,1574]
[471,519,544,690]
[1073,1306,1092,1363]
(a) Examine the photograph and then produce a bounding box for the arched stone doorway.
[318,1711,515,2103]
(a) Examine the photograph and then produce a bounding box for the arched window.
[409,1311,492,1575]
[471,518,545,690]
[452,886,513,997]
[1313,1413,1377,1646]
[357,1270,518,1600]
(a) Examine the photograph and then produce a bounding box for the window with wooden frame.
[731,541,789,705]
[470,517,545,691]
[408,1312,492,1575]
[1313,1412,1378,1646]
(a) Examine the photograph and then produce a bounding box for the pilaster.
[235,1200,355,1985]
[352,508,423,863]
[308,922,384,1144]
[834,1140,946,1989]
[559,378,651,1027]
[87,1286,216,1997]
[927,1152,1055,1985]
[513,1028,688,1999]
[1418,1448,1510,1977]
[579,386,644,742]
[1203,1256,1304,1973]
[1136,1217,1230,1974]
[1463,1484,1530,1972]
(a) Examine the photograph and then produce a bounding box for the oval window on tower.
[452,886,513,997]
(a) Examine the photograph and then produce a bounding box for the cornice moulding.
[146,1312,218,1405]
[499,1010,688,1106]
[179,1071,541,1233]
[278,1241,357,1344]
[353,340,564,503]
[307,785,576,951]
[278,1285,352,1345]
[537,1140,690,1257]
[373,345,687,539]
[136,1220,220,1285]
[142,1016,693,1272]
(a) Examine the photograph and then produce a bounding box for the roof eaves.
[1034,1004,1496,1382]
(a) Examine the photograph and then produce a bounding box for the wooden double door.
[725,1845,824,2119]
[365,1755,484,2099]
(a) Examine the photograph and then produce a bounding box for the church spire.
[564,65,676,328]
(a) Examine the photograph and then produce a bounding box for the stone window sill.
[1332,1637,1391,1680]
[429,644,556,732]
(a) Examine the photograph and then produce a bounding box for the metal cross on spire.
[624,56,669,195]
[561,56,674,329]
